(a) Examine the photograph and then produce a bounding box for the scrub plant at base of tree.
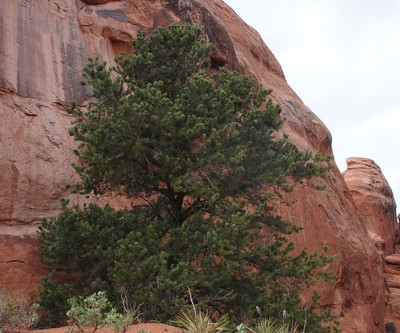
[0,290,40,333]
[38,24,339,332]
[66,291,139,333]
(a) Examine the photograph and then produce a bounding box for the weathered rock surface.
[0,1,397,332]
[343,157,398,255]
[0,89,80,226]
[385,254,400,325]
[0,226,49,300]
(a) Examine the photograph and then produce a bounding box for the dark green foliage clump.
[37,272,73,327]
[38,24,338,331]
[386,322,397,333]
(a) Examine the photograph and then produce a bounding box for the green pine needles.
[38,24,339,331]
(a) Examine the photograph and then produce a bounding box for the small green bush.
[67,291,139,333]
[67,291,110,333]
[386,322,397,333]
[0,290,39,333]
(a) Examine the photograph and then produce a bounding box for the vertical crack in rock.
[9,162,19,220]
[16,1,29,96]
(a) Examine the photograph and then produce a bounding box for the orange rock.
[369,231,386,255]
[385,264,400,275]
[0,227,49,301]
[386,274,400,289]
[386,254,400,266]
[386,287,400,326]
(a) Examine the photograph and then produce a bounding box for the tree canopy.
[39,24,339,332]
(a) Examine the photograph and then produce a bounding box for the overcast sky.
[224,0,400,213]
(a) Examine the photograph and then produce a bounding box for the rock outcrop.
[0,1,397,332]
[343,157,398,255]
[385,254,400,325]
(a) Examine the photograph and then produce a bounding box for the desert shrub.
[0,290,39,333]
[67,291,110,333]
[67,291,139,333]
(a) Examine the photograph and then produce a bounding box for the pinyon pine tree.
[39,24,339,332]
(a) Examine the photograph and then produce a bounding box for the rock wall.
[0,1,397,332]
[0,226,49,300]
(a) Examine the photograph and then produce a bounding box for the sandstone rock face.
[0,89,80,227]
[343,157,398,255]
[0,1,396,332]
[385,254,400,325]
[0,226,49,300]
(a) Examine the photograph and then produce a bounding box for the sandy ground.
[22,323,180,333]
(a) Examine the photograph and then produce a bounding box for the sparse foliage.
[0,290,40,333]
[67,291,110,333]
[67,291,138,333]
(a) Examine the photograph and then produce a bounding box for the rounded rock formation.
[343,157,398,255]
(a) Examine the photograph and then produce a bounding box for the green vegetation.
[66,291,138,333]
[38,272,73,327]
[250,318,298,333]
[0,290,39,333]
[38,24,338,331]
[174,289,230,333]
[175,305,230,333]
[386,322,397,333]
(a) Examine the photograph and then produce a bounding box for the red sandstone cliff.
[0,1,397,332]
